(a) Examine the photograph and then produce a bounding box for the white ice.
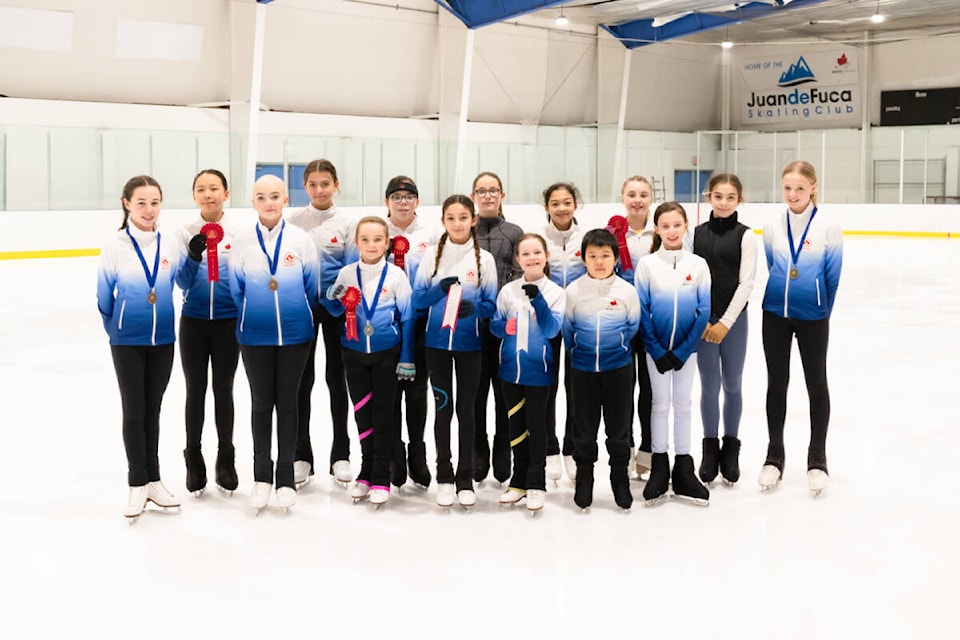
[1,236,958,638]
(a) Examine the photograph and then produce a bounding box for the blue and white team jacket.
[635,247,711,363]
[618,223,655,284]
[412,238,498,352]
[175,216,241,320]
[229,221,319,346]
[287,204,358,298]
[387,216,441,291]
[562,274,641,373]
[324,258,416,363]
[490,276,565,387]
[98,226,184,346]
[542,221,586,288]
[762,204,842,320]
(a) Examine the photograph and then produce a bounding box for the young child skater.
[229,175,319,513]
[175,169,241,497]
[383,176,440,489]
[562,229,641,511]
[619,176,656,478]
[635,202,712,506]
[687,174,756,486]
[413,195,498,508]
[98,175,186,519]
[540,182,586,483]
[286,159,356,487]
[760,161,842,496]
[472,171,522,484]
[324,217,416,507]
[491,233,565,512]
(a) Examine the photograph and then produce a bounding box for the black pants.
[762,311,831,464]
[546,334,575,456]
[426,348,482,491]
[570,365,634,468]
[343,346,400,489]
[393,316,429,446]
[632,333,653,453]
[297,305,350,469]
[179,316,239,450]
[241,341,311,489]
[502,381,550,491]
[111,344,174,486]
[474,321,509,459]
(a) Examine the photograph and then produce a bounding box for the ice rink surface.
[1,236,957,638]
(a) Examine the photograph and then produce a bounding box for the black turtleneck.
[694,211,749,323]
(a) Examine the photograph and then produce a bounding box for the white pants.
[646,352,698,455]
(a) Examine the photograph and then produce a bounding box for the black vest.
[693,212,749,323]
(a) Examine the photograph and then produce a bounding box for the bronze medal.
[269,278,279,291]
[789,267,799,280]
[364,321,375,337]
[147,290,158,304]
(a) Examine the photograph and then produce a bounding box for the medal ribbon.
[201,222,224,283]
[392,235,410,271]
[606,215,632,271]
[126,227,161,293]
[357,263,389,333]
[786,206,818,273]
[342,287,362,341]
[255,220,285,281]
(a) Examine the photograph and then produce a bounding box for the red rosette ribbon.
[606,215,632,272]
[201,222,224,282]
[392,235,410,271]
[341,286,362,341]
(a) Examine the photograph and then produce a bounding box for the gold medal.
[364,321,375,337]
[789,267,799,279]
[147,290,157,304]
[268,278,279,291]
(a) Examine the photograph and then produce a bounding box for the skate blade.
[670,494,709,507]
[125,513,141,525]
[722,479,737,487]
[294,478,312,490]
[759,481,781,493]
[351,497,368,505]
[618,506,632,514]
[216,485,236,496]
[643,495,668,508]
[254,506,267,517]
[526,508,542,518]
[810,487,826,498]
[146,501,182,515]
[192,489,204,499]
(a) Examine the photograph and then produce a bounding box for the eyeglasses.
[389,194,417,203]
[474,188,501,198]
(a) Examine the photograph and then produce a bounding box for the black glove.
[654,354,674,374]
[439,276,459,294]
[522,284,539,300]
[668,351,684,371]
[457,300,474,318]
[188,233,207,262]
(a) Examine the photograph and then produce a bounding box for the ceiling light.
[871,0,885,23]
[555,7,569,27]
[721,40,734,49]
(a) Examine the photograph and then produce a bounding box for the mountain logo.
[778,56,816,87]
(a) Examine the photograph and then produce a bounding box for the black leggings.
[179,316,239,450]
[343,346,400,488]
[394,316,429,446]
[241,342,311,489]
[502,382,550,492]
[570,365,634,468]
[762,311,831,467]
[546,335,575,456]
[474,321,509,457]
[426,348,482,491]
[632,333,653,453]
[111,344,174,486]
[297,305,350,469]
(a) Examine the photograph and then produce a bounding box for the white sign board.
[739,50,860,129]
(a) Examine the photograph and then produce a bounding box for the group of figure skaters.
[96,159,843,519]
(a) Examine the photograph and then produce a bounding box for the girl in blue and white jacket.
[229,175,319,513]
[412,195,498,508]
[635,201,711,506]
[491,233,565,512]
[174,169,242,497]
[324,216,416,507]
[98,175,185,519]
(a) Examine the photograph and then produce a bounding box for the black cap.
[385,180,418,198]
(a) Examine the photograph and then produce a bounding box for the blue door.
[674,170,713,202]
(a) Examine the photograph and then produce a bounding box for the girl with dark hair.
[287,159,357,488]
[383,176,441,489]
[412,195,498,508]
[175,169,241,497]
[98,175,187,519]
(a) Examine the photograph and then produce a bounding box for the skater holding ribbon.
[324,216,416,507]
[412,195,498,509]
